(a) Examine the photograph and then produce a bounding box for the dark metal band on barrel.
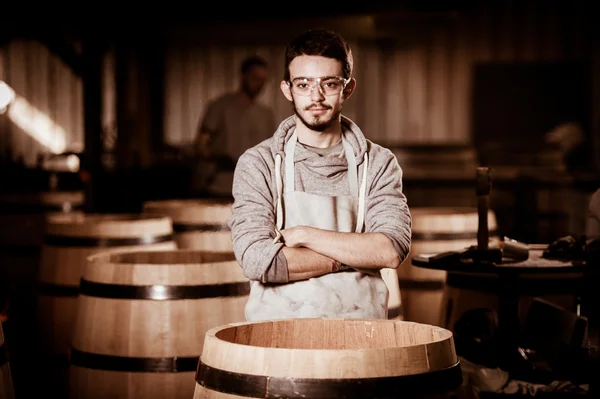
[78,278,250,300]
[70,348,198,372]
[172,223,230,233]
[43,234,174,247]
[0,343,8,367]
[412,229,498,241]
[196,360,462,398]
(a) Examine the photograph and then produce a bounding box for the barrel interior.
[214,319,452,350]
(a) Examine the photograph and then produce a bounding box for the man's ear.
[280,80,293,101]
[342,78,356,100]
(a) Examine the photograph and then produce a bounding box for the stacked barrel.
[2,193,464,398]
[52,198,249,398]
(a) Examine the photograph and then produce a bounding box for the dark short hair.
[241,55,268,74]
[283,28,353,82]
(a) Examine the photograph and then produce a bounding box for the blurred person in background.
[228,28,412,321]
[192,55,277,197]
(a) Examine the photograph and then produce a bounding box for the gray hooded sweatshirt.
[228,114,412,320]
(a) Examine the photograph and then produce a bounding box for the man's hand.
[280,226,308,248]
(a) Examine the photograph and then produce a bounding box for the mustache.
[305,103,331,111]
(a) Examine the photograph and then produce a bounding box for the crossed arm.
[280,228,401,281]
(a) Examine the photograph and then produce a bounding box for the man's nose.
[310,84,325,101]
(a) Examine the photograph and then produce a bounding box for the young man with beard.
[228,28,412,321]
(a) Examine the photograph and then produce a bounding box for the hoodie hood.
[270,115,369,178]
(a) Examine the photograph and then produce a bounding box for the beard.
[292,99,341,132]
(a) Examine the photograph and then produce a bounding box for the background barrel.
[69,249,249,399]
[35,213,176,397]
[0,323,15,399]
[0,190,83,398]
[142,198,233,251]
[194,319,462,398]
[398,207,498,327]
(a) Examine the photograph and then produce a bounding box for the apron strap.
[342,134,359,198]
[284,132,297,193]
[274,153,284,231]
[355,152,368,233]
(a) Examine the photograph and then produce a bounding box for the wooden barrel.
[142,199,232,251]
[69,249,249,399]
[36,213,176,396]
[0,190,83,398]
[194,319,462,398]
[0,323,15,399]
[398,207,499,327]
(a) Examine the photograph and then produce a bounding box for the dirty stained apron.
[245,130,389,321]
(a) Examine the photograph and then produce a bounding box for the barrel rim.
[46,212,172,225]
[86,248,237,265]
[204,318,454,351]
[143,198,233,209]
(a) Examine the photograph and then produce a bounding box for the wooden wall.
[0,40,116,168]
[0,0,596,168]
[0,40,83,166]
[163,0,594,151]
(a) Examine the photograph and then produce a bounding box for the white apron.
[245,130,389,321]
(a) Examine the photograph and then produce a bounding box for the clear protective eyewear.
[287,76,350,96]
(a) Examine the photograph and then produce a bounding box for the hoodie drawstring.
[356,152,368,233]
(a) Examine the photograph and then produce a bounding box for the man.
[228,28,412,321]
[192,55,276,195]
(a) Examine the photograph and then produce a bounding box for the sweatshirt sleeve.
[364,148,412,263]
[227,149,289,283]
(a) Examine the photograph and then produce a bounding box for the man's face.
[242,65,268,98]
[281,55,354,132]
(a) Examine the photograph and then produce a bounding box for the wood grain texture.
[69,250,248,399]
[143,198,234,251]
[37,213,177,358]
[194,318,458,398]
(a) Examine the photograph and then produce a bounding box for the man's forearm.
[298,228,401,269]
[282,247,340,281]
